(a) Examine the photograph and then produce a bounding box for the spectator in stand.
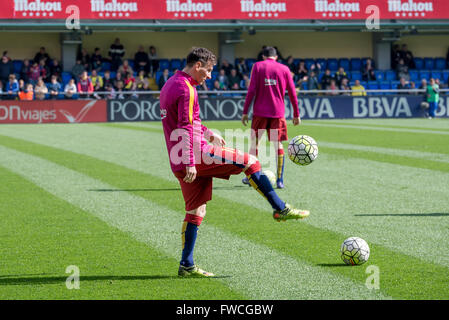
[217,68,229,89]
[257,45,267,62]
[114,72,124,90]
[236,58,248,76]
[396,58,410,81]
[212,80,224,97]
[50,59,62,83]
[158,68,170,90]
[77,48,91,72]
[64,79,77,99]
[109,38,125,71]
[228,68,241,89]
[28,62,41,85]
[34,78,48,100]
[335,67,349,86]
[295,60,308,82]
[0,81,3,99]
[409,81,417,95]
[124,72,136,92]
[91,48,103,72]
[296,75,308,92]
[115,80,125,99]
[20,59,31,84]
[148,45,159,76]
[134,45,150,74]
[391,44,401,69]
[220,59,234,76]
[400,44,415,69]
[339,77,351,96]
[6,74,19,100]
[321,69,334,90]
[309,62,321,78]
[397,77,410,91]
[91,69,103,99]
[103,70,114,89]
[105,83,116,100]
[77,71,94,99]
[117,60,134,79]
[426,78,439,119]
[48,75,61,99]
[362,58,376,81]
[273,46,284,62]
[39,59,50,82]
[71,60,85,82]
[230,82,243,97]
[19,83,34,101]
[419,78,427,90]
[351,79,366,96]
[285,56,296,73]
[307,70,320,93]
[327,79,339,96]
[0,55,14,87]
[240,74,250,90]
[135,70,149,91]
[18,79,25,92]
[34,47,50,66]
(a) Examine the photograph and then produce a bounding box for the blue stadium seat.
[424,58,435,70]
[109,72,117,80]
[158,59,170,71]
[361,58,374,69]
[127,59,135,70]
[211,71,218,81]
[62,72,72,85]
[155,71,163,84]
[316,58,327,70]
[350,71,362,81]
[181,59,187,69]
[170,59,182,71]
[305,59,315,70]
[205,79,214,90]
[442,70,449,82]
[293,58,301,68]
[385,70,396,81]
[245,58,256,70]
[350,58,362,71]
[431,71,442,81]
[13,60,23,74]
[435,58,446,70]
[339,58,350,71]
[101,62,111,71]
[413,58,423,70]
[327,58,338,71]
[409,70,419,82]
[390,81,400,91]
[374,70,385,81]
[419,70,431,81]
[379,81,392,95]
[367,81,379,89]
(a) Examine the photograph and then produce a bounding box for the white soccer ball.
[262,170,276,188]
[340,237,370,266]
[288,135,318,166]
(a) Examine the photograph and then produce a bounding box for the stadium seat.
[245,58,256,70]
[390,81,400,92]
[101,62,111,71]
[385,70,396,81]
[442,70,449,82]
[350,58,362,71]
[339,58,350,71]
[431,71,442,81]
[293,58,301,68]
[316,58,327,70]
[62,72,72,85]
[127,59,135,69]
[350,71,362,81]
[361,58,374,69]
[181,59,187,69]
[413,58,423,70]
[205,79,214,90]
[409,70,419,82]
[419,70,431,81]
[211,71,218,81]
[327,58,338,71]
[13,60,23,74]
[424,58,435,70]
[435,58,446,70]
[158,59,170,71]
[155,71,163,84]
[170,59,182,71]
[305,59,315,70]
[110,71,117,79]
[374,70,385,81]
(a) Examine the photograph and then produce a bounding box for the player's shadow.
[354,213,449,217]
[316,263,352,267]
[0,275,179,286]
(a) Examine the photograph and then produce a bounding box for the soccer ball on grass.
[340,237,370,265]
[288,135,318,166]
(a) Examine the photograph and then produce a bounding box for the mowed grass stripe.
[0,165,243,300]
[2,132,449,300]
[0,143,385,300]
[1,124,448,268]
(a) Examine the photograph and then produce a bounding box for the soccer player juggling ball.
[241,46,301,189]
[160,47,309,277]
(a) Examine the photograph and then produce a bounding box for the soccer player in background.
[160,47,310,277]
[241,46,301,189]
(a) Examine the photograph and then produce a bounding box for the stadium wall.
[0,32,61,61]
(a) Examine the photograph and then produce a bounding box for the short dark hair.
[262,46,277,58]
[186,47,217,67]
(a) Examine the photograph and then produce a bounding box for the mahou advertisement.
[1,0,449,20]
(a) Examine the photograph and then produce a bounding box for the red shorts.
[251,116,288,142]
[174,146,254,211]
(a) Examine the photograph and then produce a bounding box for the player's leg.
[268,118,288,189]
[274,140,285,189]
[243,116,266,186]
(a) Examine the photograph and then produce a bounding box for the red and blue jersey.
[160,70,213,173]
[243,59,300,119]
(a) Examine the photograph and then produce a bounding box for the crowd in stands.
[0,42,448,101]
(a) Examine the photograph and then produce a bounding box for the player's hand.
[241,114,249,126]
[210,133,226,146]
[293,117,301,126]
[184,166,197,183]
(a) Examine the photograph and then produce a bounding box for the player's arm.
[286,70,301,125]
[201,125,225,146]
[242,65,258,126]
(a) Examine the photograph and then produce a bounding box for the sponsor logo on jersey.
[264,78,277,86]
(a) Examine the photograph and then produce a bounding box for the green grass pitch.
[0,118,448,300]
